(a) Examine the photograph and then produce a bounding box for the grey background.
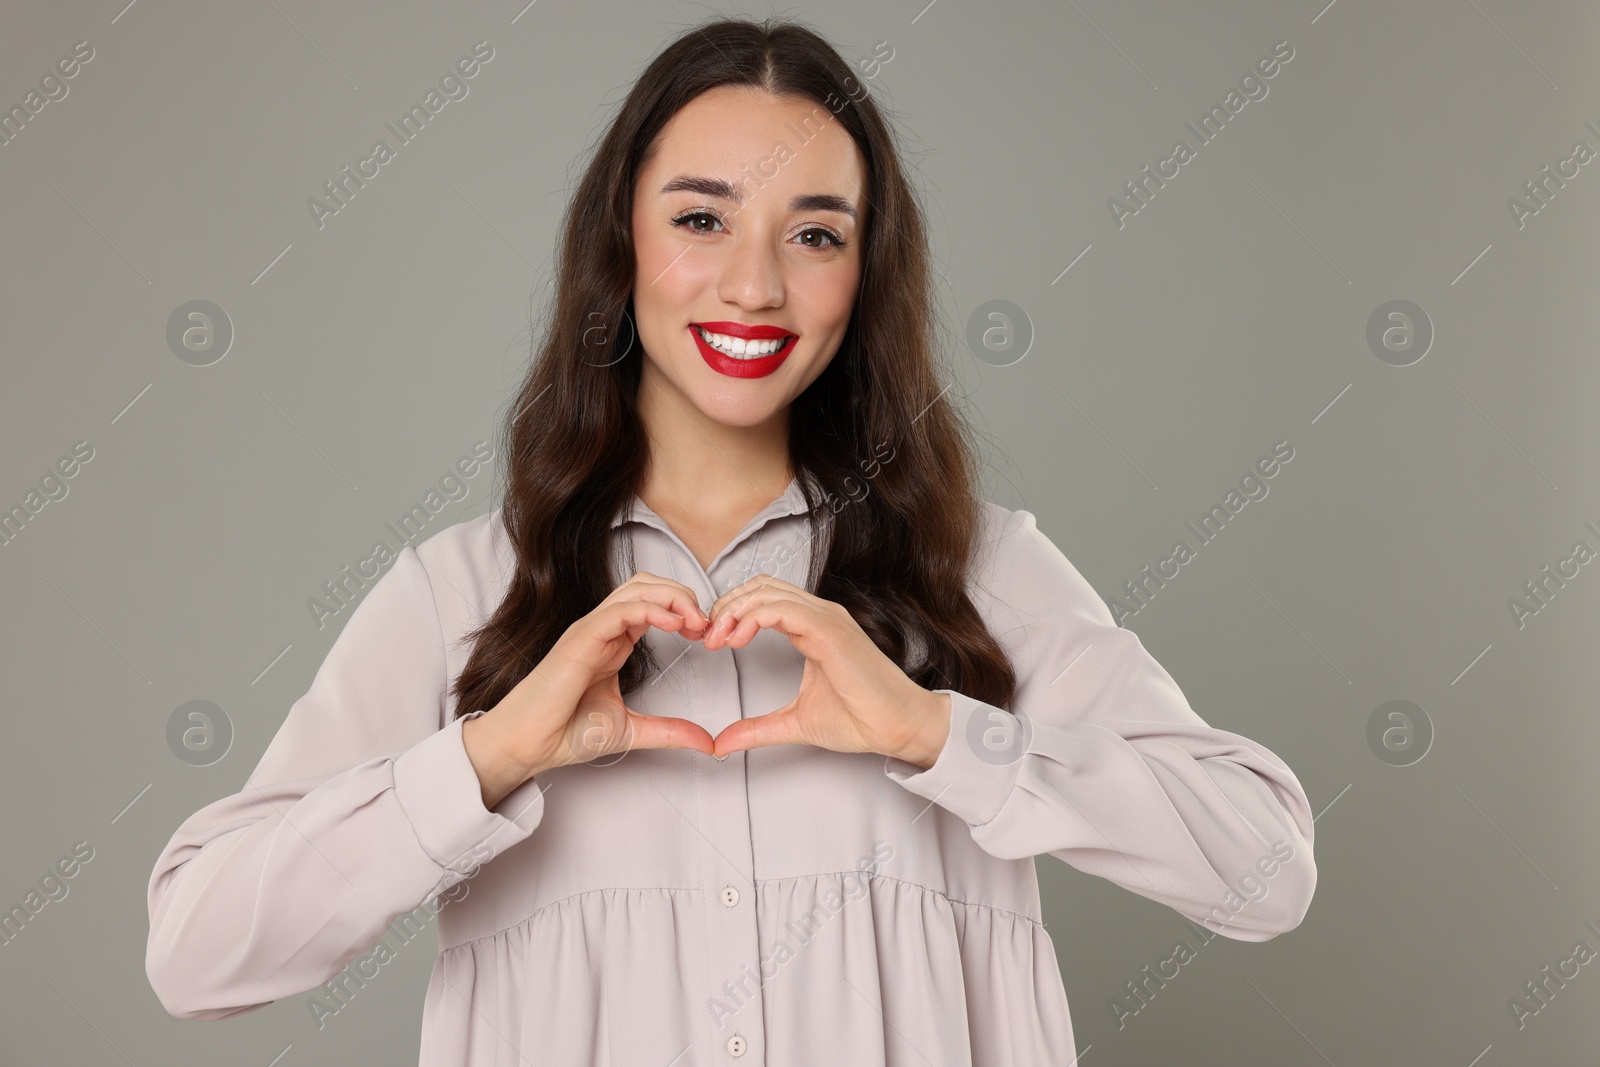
[2,0,1595,1063]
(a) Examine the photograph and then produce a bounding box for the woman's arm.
[144,544,547,1020]
[883,508,1317,940]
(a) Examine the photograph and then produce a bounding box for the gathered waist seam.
[439,872,1044,951]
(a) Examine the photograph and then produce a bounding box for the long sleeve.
[883,508,1317,941]
[145,544,548,1020]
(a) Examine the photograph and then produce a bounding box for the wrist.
[462,712,540,811]
[898,690,952,771]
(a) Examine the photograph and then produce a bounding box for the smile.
[690,322,798,379]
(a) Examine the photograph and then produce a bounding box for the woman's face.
[630,85,868,430]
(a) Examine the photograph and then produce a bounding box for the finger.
[629,581,711,627]
[713,702,802,758]
[594,600,698,651]
[605,571,710,619]
[704,589,771,649]
[707,595,825,651]
[711,573,798,618]
[600,581,710,633]
[706,591,781,648]
[629,572,709,615]
[709,577,836,640]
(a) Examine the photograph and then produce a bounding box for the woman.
[145,16,1317,1065]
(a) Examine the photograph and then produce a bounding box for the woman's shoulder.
[971,498,1046,575]
[970,498,1108,621]
[406,506,516,625]
[410,505,507,568]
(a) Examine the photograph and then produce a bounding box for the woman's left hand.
[701,574,951,766]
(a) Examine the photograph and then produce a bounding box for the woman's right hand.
[462,572,716,809]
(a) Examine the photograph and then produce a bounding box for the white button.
[720,885,740,907]
[726,1034,747,1056]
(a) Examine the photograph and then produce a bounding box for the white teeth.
[696,326,790,359]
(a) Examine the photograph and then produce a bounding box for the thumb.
[712,698,801,760]
[623,711,716,758]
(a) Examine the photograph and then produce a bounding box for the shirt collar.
[609,472,815,531]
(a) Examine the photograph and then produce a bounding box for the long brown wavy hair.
[452,16,1017,721]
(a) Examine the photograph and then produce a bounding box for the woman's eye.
[670,213,845,250]
[796,227,846,250]
[671,211,723,234]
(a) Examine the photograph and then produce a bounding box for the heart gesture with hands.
[701,574,951,768]
[467,570,954,811]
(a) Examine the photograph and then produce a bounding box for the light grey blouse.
[145,474,1317,1065]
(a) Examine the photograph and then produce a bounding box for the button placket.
[698,548,765,1063]
[637,523,766,1064]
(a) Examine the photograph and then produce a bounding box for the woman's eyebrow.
[659,174,858,221]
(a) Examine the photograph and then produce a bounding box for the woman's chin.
[686,389,790,430]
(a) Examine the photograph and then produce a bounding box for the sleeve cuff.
[391,709,546,875]
[882,689,1027,828]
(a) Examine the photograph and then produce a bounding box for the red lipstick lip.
[689,324,796,379]
[692,320,797,341]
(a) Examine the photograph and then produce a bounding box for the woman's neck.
[635,369,793,518]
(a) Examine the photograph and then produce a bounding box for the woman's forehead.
[643,87,867,202]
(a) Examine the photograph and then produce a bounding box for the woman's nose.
[717,230,785,309]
